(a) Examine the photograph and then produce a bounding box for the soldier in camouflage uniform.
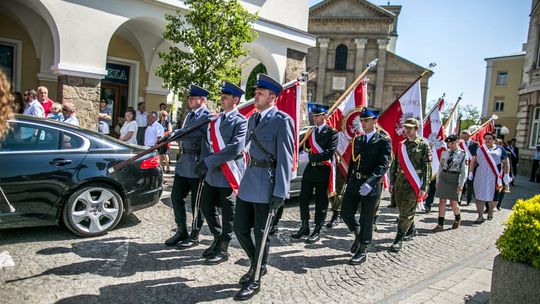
[389,118,431,252]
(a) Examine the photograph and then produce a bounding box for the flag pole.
[299,58,378,147]
[423,93,445,123]
[379,63,436,118]
[470,114,498,137]
[442,93,462,129]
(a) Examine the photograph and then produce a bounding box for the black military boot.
[349,244,368,265]
[234,279,261,301]
[326,211,340,228]
[373,215,379,232]
[291,220,310,239]
[390,232,405,252]
[239,265,267,285]
[350,227,361,253]
[165,225,189,246]
[305,224,323,244]
[177,229,200,249]
[403,224,418,241]
[205,240,229,265]
[202,236,220,258]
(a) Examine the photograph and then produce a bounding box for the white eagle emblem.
[395,112,417,136]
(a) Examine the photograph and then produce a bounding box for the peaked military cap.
[403,118,420,128]
[255,73,283,95]
[360,107,380,119]
[310,104,328,116]
[221,81,245,97]
[445,134,458,142]
[189,84,209,97]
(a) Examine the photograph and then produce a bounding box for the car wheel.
[63,183,124,237]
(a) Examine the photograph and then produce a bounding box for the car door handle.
[49,158,72,166]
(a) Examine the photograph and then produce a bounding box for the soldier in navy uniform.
[233,74,295,301]
[291,105,338,243]
[200,81,247,264]
[341,108,392,265]
[165,85,213,249]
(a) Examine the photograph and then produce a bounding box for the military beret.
[255,73,283,95]
[189,84,209,97]
[221,81,244,97]
[445,134,458,142]
[403,118,419,128]
[360,107,380,119]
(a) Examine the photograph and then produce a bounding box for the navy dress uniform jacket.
[237,107,295,204]
[204,111,248,188]
[303,125,338,183]
[175,107,212,179]
[346,130,392,196]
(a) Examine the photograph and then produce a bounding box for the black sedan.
[0,115,163,237]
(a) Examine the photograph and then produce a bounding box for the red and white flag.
[378,79,424,152]
[326,78,368,176]
[423,98,446,177]
[238,82,301,175]
[308,130,336,194]
[471,119,495,146]
[445,107,460,136]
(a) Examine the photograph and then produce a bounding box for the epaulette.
[275,110,292,120]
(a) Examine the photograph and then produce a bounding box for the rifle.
[108,117,213,173]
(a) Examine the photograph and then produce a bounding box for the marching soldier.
[233,74,295,301]
[340,108,392,265]
[165,85,212,249]
[389,118,431,252]
[200,81,247,264]
[292,106,338,243]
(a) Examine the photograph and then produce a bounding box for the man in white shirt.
[136,102,148,145]
[144,111,164,147]
[22,90,44,117]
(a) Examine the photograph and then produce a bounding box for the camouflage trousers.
[394,181,417,234]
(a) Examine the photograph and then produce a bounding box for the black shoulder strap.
[250,131,276,163]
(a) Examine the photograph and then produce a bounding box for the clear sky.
[308,0,531,110]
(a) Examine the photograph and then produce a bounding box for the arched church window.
[335,44,348,71]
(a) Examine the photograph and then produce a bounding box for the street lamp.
[500,126,510,141]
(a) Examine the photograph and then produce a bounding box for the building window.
[496,71,508,85]
[335,44,348,71]
[494,98,504,112]
[529,107,540,148]
[495,124,502,137]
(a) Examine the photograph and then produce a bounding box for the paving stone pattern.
[0,175,538,304]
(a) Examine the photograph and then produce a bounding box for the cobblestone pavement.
[0,175,538,304]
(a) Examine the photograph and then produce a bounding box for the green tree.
[245,63,267,100]
[157,0,257,108]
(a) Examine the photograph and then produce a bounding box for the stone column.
[57,75,101,130]
[285,48,308,125]
[374,39,388,109]
[354,38,368,76]
[316,38,330,104]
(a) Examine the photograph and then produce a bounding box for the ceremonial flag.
[445,107,459,136]
[471,118,495,146]
[326,78,368,176]
[423,97,446,177]
[378,79,424,152]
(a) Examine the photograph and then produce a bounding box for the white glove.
[298,151,309,163]
[359,183,372,196]
[468,172,474,181]
[416,201,426,212]
[503,174,511,184]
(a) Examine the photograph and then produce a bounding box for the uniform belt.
[182,147,200,155]
[399,169,422,174]
[355,172,370,180]
[442,170,460,174]
[310,161,327,167]
[249,158,275,169]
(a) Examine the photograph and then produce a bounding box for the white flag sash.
[397,141,426,202]
[459,141,472,160]
[209,115,244,194]
[478,144,503,190]
[308,127,335,195]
